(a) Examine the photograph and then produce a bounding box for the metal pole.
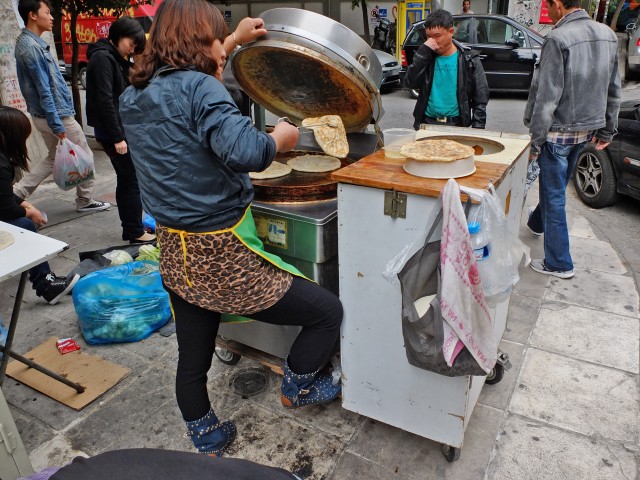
[0,271,85,394]
[0,272,27,385]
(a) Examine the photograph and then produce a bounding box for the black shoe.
[76,200,111,212]
[41,273,80,305]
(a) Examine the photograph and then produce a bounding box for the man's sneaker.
[526,206,543,237]
[530,259,574,279]
[77,200,111,212]
[41,273,80,305]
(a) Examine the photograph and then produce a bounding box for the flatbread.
[0,229,15,252]
[400,139,475,163]
[302,115,349,159]
[249,161,292,180]
[287,154,342,173]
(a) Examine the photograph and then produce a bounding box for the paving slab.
[206,364,364,442]
[478,340,525,411]
[569,215,597,239]
[345,404,504,479]
[512,260,550,299]
[65,364,176,454]
[545,268,639,318]
[503,293,541,344]
[329,451,419,480]
[28,435,89,472]
[12,407,56,454]
[570,236,628,275]
[221,402,345,480]
[510,349,638,442]
[531,302,639,373]
[486,415,637,480]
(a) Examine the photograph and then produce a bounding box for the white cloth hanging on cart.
[439,179,497,373]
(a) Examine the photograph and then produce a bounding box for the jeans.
[13,116,94,208]
[5,217,51,296]
[167,276,343,421]
[99,142,145,241]
[535,141,586,272]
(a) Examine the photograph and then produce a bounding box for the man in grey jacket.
[523,0,620,279]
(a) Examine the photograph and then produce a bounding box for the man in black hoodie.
[86,17,155,244]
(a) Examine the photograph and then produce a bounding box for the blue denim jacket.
[14,29,74,134]
[119,68,276,232]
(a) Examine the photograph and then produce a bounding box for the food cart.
[333,126,530,461]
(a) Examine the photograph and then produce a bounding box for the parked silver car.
[627,18,640,80]
[373,49,401,93]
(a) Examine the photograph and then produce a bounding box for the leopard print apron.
[157,208,304,316]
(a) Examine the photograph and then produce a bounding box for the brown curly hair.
[129,0,228,87]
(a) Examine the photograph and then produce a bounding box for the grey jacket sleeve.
[596,49,621,143]
[524,38,565,154]
[191,76,276,172]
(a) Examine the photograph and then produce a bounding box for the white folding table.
[0,221,84,393]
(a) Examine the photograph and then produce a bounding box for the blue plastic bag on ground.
[72,261,171,345]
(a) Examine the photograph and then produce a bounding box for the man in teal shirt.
[405,9,488,130]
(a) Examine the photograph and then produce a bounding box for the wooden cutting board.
[331,150,515,198]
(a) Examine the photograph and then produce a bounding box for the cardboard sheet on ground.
[6,337,130,410]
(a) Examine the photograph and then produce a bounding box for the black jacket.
[86,39,131,142]
[0,152,27,221]
[404,40,489,130]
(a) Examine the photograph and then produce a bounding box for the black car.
[401,14,544,95]
[572,100,640,208]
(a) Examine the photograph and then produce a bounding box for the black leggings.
[167,276,343,422]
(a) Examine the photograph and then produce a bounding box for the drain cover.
[230,368,268,398]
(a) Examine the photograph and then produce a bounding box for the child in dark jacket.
[0,106,78,304]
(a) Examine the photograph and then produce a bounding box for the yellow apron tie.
[178,231,192,287]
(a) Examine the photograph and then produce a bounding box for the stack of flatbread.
[400,139,475,162]
[302,115,349,159]
[400,139,476,179]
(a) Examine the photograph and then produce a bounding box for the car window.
[454,18,474,43]
[406,23,427,46]
[476,18,525,47]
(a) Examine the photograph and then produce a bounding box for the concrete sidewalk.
[0,139,638,480]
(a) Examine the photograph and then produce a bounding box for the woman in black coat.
[86,17,155,243]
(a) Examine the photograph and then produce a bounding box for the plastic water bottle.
[468,222,490,262]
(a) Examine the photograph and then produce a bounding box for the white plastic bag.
[53,138,95,191]
[460,184,530,302]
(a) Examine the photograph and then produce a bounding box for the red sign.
[539,1,553,24]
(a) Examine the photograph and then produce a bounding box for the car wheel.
[572,144,618,208]
[79,66,87,90]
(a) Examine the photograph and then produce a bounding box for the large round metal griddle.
[252,151,352,202]
[233,43,376,133]
[231,8,382,133]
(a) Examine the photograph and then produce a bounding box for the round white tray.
[403,155,476,179]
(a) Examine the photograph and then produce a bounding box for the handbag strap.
[422,196,472,248]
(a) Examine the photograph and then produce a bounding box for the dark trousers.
[99,142,145,241]
[6,217,51,295]
[167,276,343,421]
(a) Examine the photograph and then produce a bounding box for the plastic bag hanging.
[53,138,95,191]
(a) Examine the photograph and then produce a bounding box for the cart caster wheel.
[215,347,241,366]
[485,364,504,385]
[441,444,461,462]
